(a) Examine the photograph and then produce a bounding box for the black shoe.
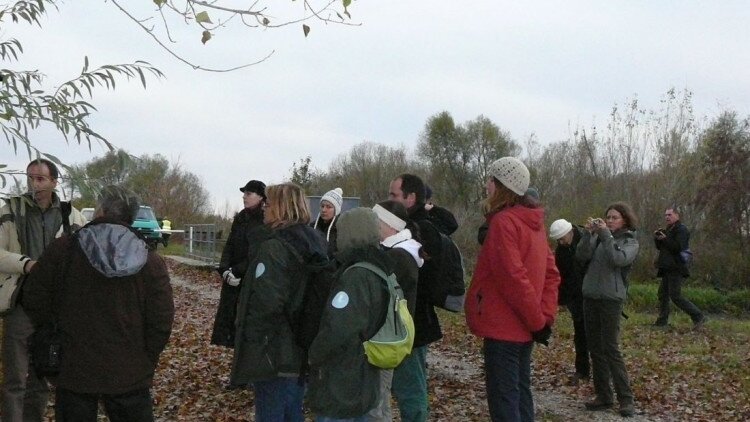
[619,402,635,417]
[652,321,669,330]
[693,316,708,330]
[567,372,589,386]
[584,398,613,411]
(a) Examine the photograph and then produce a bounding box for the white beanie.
[321,188,344,216]
[488,157,530,196]
[549,219,573,240]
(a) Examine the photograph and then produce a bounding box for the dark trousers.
[567,298,590,377]
[483,338,534,422]
[253,377,305,422]
[55,387,154,422]
[583,298,633,405]
[656,272,704,324]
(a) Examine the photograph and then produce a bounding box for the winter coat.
[576,227,639,302]
[307,245,391,419]
[655,220,690,278]
[1,194,86,311]
[465,205,560,342]
[313,215,338,257]
[230,223,328,384]
[381,229,423,317]
[22,219,174,394]
[554,225,589,306]
[408,206,444,347]
[211,206,267,347]
[218,206,264,278]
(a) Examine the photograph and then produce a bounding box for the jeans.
[656,272,704,324]
[583,298,633,405]
[55,388,154,422]
[567,298,590,377]
[392,346,429,422]
[253,377,305,422]
[1,306,50,422]
[483,338,534,422]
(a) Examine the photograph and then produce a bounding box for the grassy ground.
[437,304,750,421]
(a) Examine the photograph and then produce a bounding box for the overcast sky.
[5,1,750,213]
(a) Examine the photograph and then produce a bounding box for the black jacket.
[655,220,690,278]
[408,206,443,347]
[211,207,267,347]
[230,223,329,384]
[554,225,589,306]
[218,207,264,278]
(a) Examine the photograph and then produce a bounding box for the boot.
[584,397,613,411]
[619,401,635,417]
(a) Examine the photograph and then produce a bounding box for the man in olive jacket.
[0,159,87,422]
[22,186,174,421]
[654,207,706,328]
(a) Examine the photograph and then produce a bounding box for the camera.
[590,218,603,226]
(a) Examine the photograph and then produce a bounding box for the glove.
[222,269,241,287]
[532,325,552,347]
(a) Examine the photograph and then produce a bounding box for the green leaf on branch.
[303,24,310,37]
[195,11,213,24]
[262,17,270,26]
[153,0,167,6]
[201,30,212,44]
[343,0,351,8]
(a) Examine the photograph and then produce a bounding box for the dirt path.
[166,256,657,421]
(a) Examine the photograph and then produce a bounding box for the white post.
[189,226,194,254]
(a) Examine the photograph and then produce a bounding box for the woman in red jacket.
[465,157,561,422]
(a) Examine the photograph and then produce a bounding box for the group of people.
[0,159,174,421]
[548,204,705,419]
[0,157,707,422]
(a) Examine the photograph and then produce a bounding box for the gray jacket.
[576,228,639,301]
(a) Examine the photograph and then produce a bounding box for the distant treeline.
[294,88,750,290]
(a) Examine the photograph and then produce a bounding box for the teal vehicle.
[133,205,162,249]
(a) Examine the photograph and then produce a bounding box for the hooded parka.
[230,223,328,384]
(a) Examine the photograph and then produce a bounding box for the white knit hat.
[321,188,344,216]
[549,219,573,240]
[488,157,530,196]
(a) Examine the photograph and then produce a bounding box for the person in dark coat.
[211,180,266,348]
[230,183,329,422]
[550,218,591,385]
[313,187,343,256]
[653,206,706,328]
[307,208,392,421]
[388,174,443,420]
[22,185,174,422]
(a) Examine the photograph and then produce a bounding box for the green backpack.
[344,262,415,369]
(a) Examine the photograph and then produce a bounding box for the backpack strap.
[344,262,398,339]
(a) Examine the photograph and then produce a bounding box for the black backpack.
[430,232,466,312]
[276,237,336,351]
